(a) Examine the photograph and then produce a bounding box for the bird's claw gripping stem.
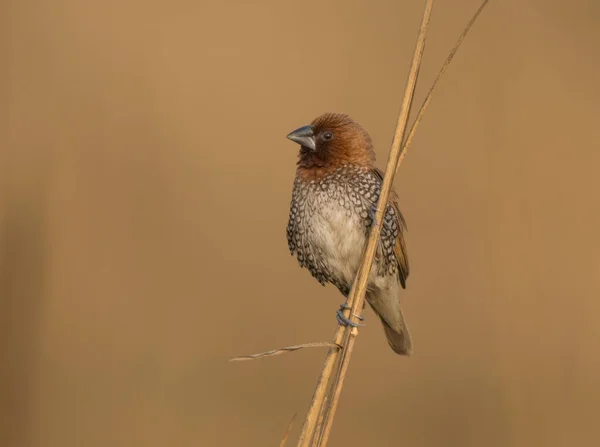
[336,303,365,328]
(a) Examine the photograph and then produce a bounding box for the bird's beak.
[287,125,316,151]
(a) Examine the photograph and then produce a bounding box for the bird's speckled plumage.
[287,165,407,292]
[286,113,413,355]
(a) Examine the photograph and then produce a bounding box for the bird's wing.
[373,168,410,288]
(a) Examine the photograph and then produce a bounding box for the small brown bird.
[286,113,413,356]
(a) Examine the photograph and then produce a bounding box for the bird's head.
[287,113,375,179]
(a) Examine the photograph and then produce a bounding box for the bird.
[285,112,413,356]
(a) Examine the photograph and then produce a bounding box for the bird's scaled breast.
[307,200,367,285]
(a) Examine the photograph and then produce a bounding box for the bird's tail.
[366,288,413,356]
[378,310,413,356]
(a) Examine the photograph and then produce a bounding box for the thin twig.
[296,2,435,444]
[315,1,436,445]
[315,1,492,445]
[401,0,491,162]
[310,396,328,447]
[229,342,340,362]
[294,332,344,446]
[279,413,297,447]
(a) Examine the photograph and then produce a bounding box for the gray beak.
[287,125,316,151]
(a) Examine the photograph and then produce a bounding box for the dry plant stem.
[400,0,491,160]
[295,330,346,446]
[314,1,491,445]
[315,1,435,446]
[296,2,435,446]
[311,396,328,447]
[315,1,492,445]
[310,391,330,447]
[279,413,297,447]
[229,342,339,362]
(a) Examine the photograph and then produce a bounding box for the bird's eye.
[323,132,333,141]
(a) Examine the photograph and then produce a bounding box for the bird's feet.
[336,303,365,328]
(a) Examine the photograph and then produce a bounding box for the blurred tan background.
[2,0,600,446]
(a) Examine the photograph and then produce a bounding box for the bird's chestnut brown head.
[287,113,375,181]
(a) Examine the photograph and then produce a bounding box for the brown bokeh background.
[2,0,600,446]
